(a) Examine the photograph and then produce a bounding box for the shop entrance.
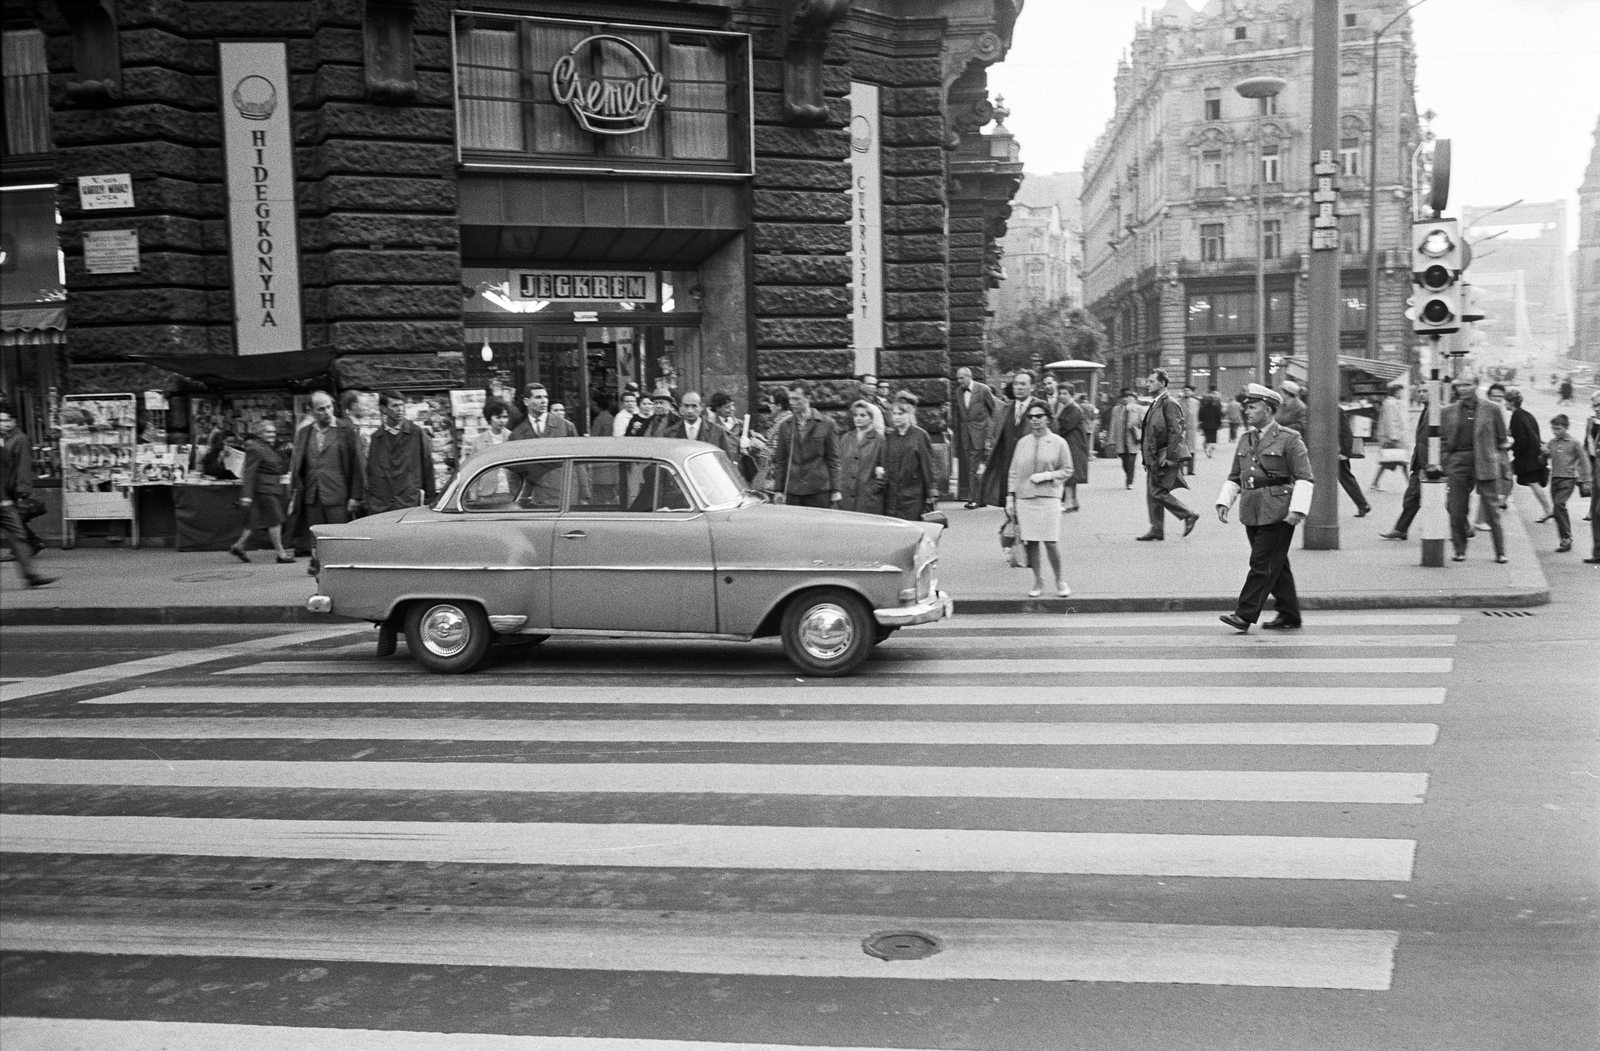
[466,323,703,435]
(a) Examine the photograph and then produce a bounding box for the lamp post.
[1234,75,1288,386]
[1366,0,1431,362]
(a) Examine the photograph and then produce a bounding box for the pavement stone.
[0,440,1549,624]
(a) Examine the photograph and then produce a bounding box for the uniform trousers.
[1235,520,1301,624]
[1144,465,1194,537]
[1445,453,1503,557]
[1337,459,1372,513]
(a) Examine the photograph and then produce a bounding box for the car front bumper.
[873,589,953,627]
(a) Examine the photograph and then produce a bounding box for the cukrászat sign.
[550,35,669,135]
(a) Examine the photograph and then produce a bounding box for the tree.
[987,298,1104,377]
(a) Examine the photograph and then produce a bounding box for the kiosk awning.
[130,346,338,389]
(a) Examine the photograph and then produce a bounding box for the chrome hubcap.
[419,604,470,658]
[798,602,854,661]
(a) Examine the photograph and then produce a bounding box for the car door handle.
[560,530,587,540]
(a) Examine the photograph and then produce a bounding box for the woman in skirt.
[1007,401,1074,597]
[232,418,295,564]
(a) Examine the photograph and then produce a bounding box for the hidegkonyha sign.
[550,34,669,135]
[218,40,304,355]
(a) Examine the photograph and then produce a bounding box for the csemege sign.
[550,35,668,135]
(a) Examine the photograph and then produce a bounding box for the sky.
[986,0,1600,249]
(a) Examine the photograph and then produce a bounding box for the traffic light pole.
[1419,335,1447,567]
[1303,0,1342,551]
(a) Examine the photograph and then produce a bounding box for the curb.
[0,587,1550,626]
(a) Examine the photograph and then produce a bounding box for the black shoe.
[1451,552,1467,562]
[306,562,319,576]
[963,502,979,510]
[1355,506,1371,518]
[1379,530,1407,541]
[228,545,250,563]
[1494,554,1508,564]
[276,554,297,564]
[1219,613,1251,632]
[1183,514,1200,537]
[1135,532,1164,541]
[1584,556,1600,564]
[25,574,59,589]
[1262,616,1302,630]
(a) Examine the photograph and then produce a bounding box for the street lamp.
[1366,0,1431,362]
[1234,75,1288,386]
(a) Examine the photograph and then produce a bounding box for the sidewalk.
[0,442,1549,624]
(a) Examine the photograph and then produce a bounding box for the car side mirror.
[919,510,948,527]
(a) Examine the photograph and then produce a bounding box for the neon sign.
[550,35,669,135]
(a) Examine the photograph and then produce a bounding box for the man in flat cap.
[1216,383,1315,632]
[1276,379,1307,435]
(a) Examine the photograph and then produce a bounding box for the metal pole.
[1365,30,1382,361]
[1304,0,1342,551]
[1256,112,1268,385]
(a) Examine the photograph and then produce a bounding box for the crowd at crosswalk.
[0,612,1463,1049]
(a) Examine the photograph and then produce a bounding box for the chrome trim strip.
[321,564,546,572]
[551,565,714,573]
[488,615,529,633]
[719,565,903,574]
[539,628,751,642]
[320,536,374,542]
[873,591,953,628]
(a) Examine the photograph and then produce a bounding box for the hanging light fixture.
[480,337,494,363]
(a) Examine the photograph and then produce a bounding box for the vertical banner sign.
[219,41,304,355]
[848,82,884,377]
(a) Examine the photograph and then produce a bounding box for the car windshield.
[685,450,748,508]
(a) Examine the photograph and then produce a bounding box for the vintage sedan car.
[305,437,951,675]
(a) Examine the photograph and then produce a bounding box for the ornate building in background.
[1080,0,1421,400]
[1574,116,1600,366]
[991,169,1083,326]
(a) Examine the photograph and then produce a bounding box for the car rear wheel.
[780,588,874,677]
[405,601,492,674]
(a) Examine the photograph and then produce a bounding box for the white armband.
[1217,480,1239,509]
[1289,480,1314,516]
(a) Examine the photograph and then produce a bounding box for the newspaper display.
[60,393,139,523]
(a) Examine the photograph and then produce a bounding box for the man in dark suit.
[952,366,999,508]
[771,380,842,508]
[289,390,365,572]
[1136,369,1200,540]
[981,369,1046,508]
[364,390,437,515]
[659,391,738,459]
[510,383,579,441]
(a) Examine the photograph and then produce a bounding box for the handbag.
[1379,445,1409,465]
[998,514,1017,549]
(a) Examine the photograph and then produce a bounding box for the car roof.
[464,436,715,469]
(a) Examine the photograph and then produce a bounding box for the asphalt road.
[1,563,1596,1049]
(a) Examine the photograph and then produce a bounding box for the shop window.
[1,29,50,158]
[454,13,749,173]
[1201,222,1226,261]
[1263,218,1282,259]
[1203,87,1221,121]
[1187,294,1212,332]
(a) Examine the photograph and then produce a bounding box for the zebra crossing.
[0,611,1459,1047]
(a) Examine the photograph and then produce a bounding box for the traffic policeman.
[1215,384,1315,632]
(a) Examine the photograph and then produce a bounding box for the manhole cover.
[172,570,253,583]
[862,930,943,962]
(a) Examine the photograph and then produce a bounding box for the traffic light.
[1407,218,1464,335]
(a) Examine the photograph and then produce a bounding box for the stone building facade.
[0,0,1025,452]
[1573,116,1600,366]
[991,199,1076,324]
[1080,0,1421,401]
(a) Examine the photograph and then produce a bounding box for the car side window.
[569,460,693,513]
[461,460,565,512]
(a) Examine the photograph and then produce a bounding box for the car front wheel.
[780,588,875,677]
[405,600,492,674]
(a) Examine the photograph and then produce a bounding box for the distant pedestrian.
[1108,388,1141,488]
[1441,374,1508,563]
[1006,399,1073,597]
[288,390,364,572]
[1135,369,1199,541]
[1216,384,1314,633]
[981,370,1046,509]
[881,393,939,521]
[1544,414,1591,554]
[232,418,295,564]
[511,383,578,440]
[1505,389,1555,520]
[953,366,999,508]
[771,380,842,508]
[364,390,437,516]
[1380,386,1433,542]
[1276,379,1307,434]
[1369,385,1409,491]
[1051,381,1090,513]
[1326,395,1372,517]
[838,400,885,514]
[1182,385,1201,476]
[1558,376,1574,403]
[1199,387,1223,458]
[1585,390,1600,563]
[0,405,55,588]
[1225,396,1242,441]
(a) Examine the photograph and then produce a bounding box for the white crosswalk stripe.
[0,614,1455,1019]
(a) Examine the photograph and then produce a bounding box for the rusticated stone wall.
[41,0,461,370]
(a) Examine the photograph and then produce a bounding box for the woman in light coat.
[838,400,885,514]
[1007,402,1074,597]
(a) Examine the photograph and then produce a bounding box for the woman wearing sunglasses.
[1007,403,1075,597]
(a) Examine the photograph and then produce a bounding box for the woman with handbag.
[231,419,295,564]
[1006,401,1074,597]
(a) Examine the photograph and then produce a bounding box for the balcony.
[1193,186,1228,203]
[1176,253,1303,279]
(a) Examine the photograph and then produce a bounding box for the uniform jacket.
[365,419,437,514]
[238,438,288,498]
[771,409,842,496]
[1440,394,1508,483]
[837,429,885,514]
[880,425,937,520]
[1108,401,1141,455]
[1140,390,1191,468]
[1051,396,1091,485]
[659,415,739,460]
[1,432,34,500]
[953,381,999,455]
[289,418,364,507]
[981,397,1046,506]
[1224,421,1315,526]
[510,412,579,441]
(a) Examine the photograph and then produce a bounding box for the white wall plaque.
[83,229,141,273]
[218,40,304,355]
[78,173,134,210]
[848,82,884,378]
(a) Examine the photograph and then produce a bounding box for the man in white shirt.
[661,391,737,458]
[511,383,577,440]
